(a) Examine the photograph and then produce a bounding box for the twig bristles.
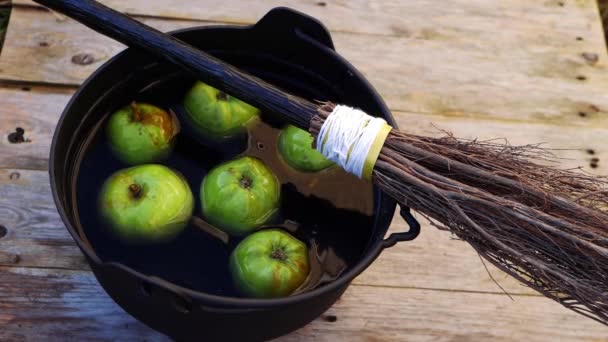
[311,103,608,325]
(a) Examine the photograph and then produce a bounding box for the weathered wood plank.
[0,266,606,341]
[0,266,168,341]
[13,0,607,41]
[0,8,195,86]
[0,85,74,170]
[0,168,88,270]
[285,285,608,342]
[1,8,608,126]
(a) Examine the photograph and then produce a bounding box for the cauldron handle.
[381,206,421,248]
[252,7,335,51]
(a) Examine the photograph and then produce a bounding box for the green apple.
[99,164,194,242]
[106,102,179,165]
[184,81,260,138]
[278,125,334,172]
[201,156,280,236]
[230,229,310,298]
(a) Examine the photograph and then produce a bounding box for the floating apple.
[99,164,194,242]
[278,125,334,172]
[230,229,310,298]
[106,102,179,165]
[201,156,280,236]
[184,81,260,138]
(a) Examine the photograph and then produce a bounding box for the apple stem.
[130,101,143,122]
[129,183,143,199]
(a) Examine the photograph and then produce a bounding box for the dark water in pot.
[72,73,374,297]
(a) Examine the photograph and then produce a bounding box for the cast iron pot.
[49,7,420,341]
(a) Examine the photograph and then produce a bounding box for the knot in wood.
[72,53,96,65]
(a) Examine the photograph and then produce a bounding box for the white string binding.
[316,105,388,178]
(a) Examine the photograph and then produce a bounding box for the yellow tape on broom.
[316,105,392,181]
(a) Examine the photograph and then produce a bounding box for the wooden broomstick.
[36,0,608,325]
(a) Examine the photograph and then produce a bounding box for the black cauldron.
[49,7,420,341]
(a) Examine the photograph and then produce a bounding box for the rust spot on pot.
[38,41,49,47]
[323,314,338,322]
[581,52,598,65]
[9,172,20,180]
[578,112,587,117]
[576,36,584,41]
[576,75,587,81]
[316,1,327,6]
[71,53,96,65]
[586,149,595,155]
[7,127,30,144]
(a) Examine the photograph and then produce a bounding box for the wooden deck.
[1,1,608,340]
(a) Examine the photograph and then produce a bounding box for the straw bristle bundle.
[311,103,608,325]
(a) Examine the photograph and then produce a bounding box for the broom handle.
[33,0,318,129]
